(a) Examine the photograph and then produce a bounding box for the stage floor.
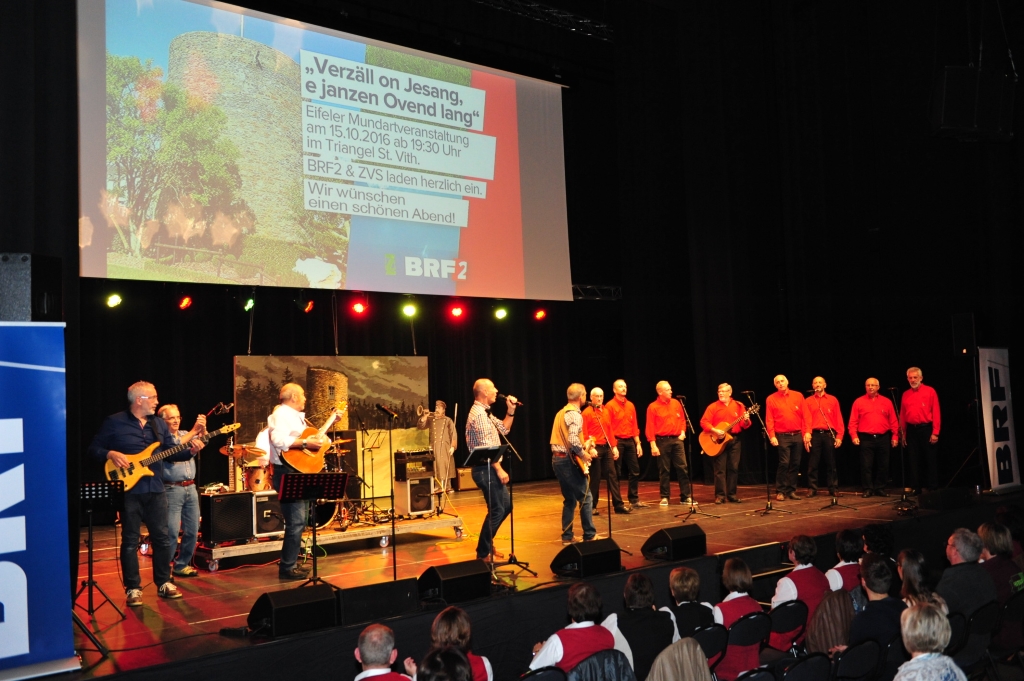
[70,479,922,677]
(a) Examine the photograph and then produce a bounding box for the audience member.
[404,607,492,681]
[613,573,675,681]
[893,603,967,681]
[355,624,410,681]
[713,558,764,681]
[935,528,997,669]
[864,523,903,598]
[897,550,944,609]
[803,589,855,655]
[415,647,471,681]
[530,582,629,673]
[768,535,829,652]
[660,566,714,639]
[977,522,1024,651]
[995,505,1024,568]
[646,637,712,681]
[826,529,863,592]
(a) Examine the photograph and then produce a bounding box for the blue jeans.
[121,491,173,590]
[164,483,199,572]
[552,455,595,541]
[471,465,510,559]
[273,465,310,573]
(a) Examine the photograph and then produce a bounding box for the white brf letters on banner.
[0,322,78,679]
[980,347,1019,491]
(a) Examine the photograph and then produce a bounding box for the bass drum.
[312,501,339,529]
[244,464,274,493]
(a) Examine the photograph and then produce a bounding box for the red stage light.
[450,306,464,318]
[352,302,367,314]
[303,300,314,313]
[178,296,192,310]
[534,309,547,320]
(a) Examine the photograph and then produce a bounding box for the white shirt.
[772,563,814,608]
[267,403,307,466]
[659,601,714,641]
[713,591,752,625]
[354,669,410,681]
[825,560,858,591]
[529,617,632,670]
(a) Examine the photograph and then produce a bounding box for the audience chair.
[878,633,909,681]
[986,590,1024,681]
[781,652,831,681]
[724,612,773,681]
[958,600,1001,678]
[566,648,636,681]
[831,639,880,681]
[520,667,568,681]
[692,623,728,677]
[945,611,967,657]
[768,599,809,656]
[735,669,775,681]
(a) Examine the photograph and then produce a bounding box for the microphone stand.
[594,409,633,555]
[812,394,855,511]
[497,428,537,578]
[676,398,719,522]
[889,388,917,515]
[747,392,793,517]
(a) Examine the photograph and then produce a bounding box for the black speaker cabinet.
[247,584,337,637]
[395,477,435,517]
[418,560,491,603]
[0,253,62,321]
[200,491,253,545]
[550,538,622,578]
[641,525,707,561]
[254,491,284,537]
[337,578,420,626]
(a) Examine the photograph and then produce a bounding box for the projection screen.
[77,0,572,300]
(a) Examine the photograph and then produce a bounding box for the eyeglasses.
[140,395,158,401]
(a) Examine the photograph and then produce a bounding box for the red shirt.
[848,394,899,437]
[581,405,616,446]
[901,384,941,435]
[700,400,751,435]
[605,395,640,439]
[765,390,808,438]
[646,397,686,441]
[803,393,845,440]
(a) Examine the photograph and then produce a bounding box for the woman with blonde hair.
[893,603,966,681]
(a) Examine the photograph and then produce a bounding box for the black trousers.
[859,434,890,491]
[656,436,691,500]
[617,439,641,504]
[713,438,741,498]
[587,443,625,509]
[905,423,938,490]
[775,433,802,494]
[807,430,837,492]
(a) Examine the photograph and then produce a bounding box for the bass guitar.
[104,423,241,491]
[699,404,760,457]
[281,402,348,474]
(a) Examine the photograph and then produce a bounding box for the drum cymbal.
[219,443,267,464]
[332,438,355,444]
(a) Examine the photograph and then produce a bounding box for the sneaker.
[172,566,199,577]
[614,506,632,514]
[683,496,694,505]
[632,501,649,508]
[660,498,669,506]
[776,493,786,501]
[593,508,601,516]
[714,497,726,505]
[728,496,743,503]
[126,588,143,607]
[157,582,183,599]
[279,565,311,580]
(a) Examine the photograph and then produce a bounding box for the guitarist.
[699,384,751,504]
[550,383,598,545]
[87,381,203,606]
[267,383,329,580]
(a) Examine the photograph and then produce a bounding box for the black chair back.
[1001,589,1024,627]
[729,612,772,647]
[692,623,728,673]
[967,600,1001,637]
[832,639,880,681]
[566,648,636,681]
[521,666,568,681]
[769,599,809,653]
[879,633,909,681]
[945,611,967,656]
[735,669,776,681]
[782,652,831,681]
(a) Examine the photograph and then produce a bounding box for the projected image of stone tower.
[306,366,349,430]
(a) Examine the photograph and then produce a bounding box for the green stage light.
[403,303,417,317]
[494,308,508,320]
[106,294,122,308]
[244,298,255,312]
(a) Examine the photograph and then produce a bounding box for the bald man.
[802,376,844,497]
[848,378,899,497]
[646,381,692,506]
[700,384,751,503]
[766,375,809,501]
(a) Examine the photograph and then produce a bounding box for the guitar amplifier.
[395,477,434,517]
[254,490,285,538]
[394,449,434,482]
[200,491,253,545]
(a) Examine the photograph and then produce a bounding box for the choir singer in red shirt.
[802,376,844,497]
[901,367,941,494]
[848,377,899,497]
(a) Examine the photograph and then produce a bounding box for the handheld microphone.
[497,393,524,407]
[376,403,398,417]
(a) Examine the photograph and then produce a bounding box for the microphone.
[497,393,525,407]
[804,389,816,394]
[888,387,897,391]
[217,402,234,415]
[740,390,754,395]
[376,403,398,418]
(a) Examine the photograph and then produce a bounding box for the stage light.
[450,305,464,318]
[403,303,417,317]
[244,298,255,312]
[301,300,314,313]
[178,296,193,310]
[534,309,547,320]
[106,294,122,308]
[352,302,367,315]
[494,308,507,320]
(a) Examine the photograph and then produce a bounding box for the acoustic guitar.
[699,404,760,457]
[573,436,597,476]
[281,402,348,474]
[104,423,241,491]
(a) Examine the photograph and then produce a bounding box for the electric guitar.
[281,402,348,474]
[572,436,597,476]
[104,423,241,491]
[699,404,760,457]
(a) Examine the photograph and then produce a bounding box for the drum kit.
[219,436,367,531]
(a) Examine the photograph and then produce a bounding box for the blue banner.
[0,323,78,678]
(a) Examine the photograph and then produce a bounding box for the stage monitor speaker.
[337,578,420,626]
[931,66,1015,141]
[0,253,62,322]
[919,487,972,511]
[200,492,253,544]
[247,584,337,637]
[550,538,622,578]
[395,477,435,517]
[454,467,478,491]
[254,491,284,537]
[641,525,707,561]
[418,560,491,603]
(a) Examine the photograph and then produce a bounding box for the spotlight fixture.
[494,308,508,320]
[534,309,547,320]
[244,298,255,312]
[403,303,417,317]
[178,296,193,310]
[450,305,464,318]
[352,302,367,315]
[106,294,122,308]
[300,300,314,313]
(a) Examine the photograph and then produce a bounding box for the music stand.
[75,481,125,620]
[462,445,511,580]
[360,430,388,523]
[279,472,348,588]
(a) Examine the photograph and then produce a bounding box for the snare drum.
[244,464,274,493]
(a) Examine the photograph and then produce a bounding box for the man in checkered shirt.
[465,378,519,562]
